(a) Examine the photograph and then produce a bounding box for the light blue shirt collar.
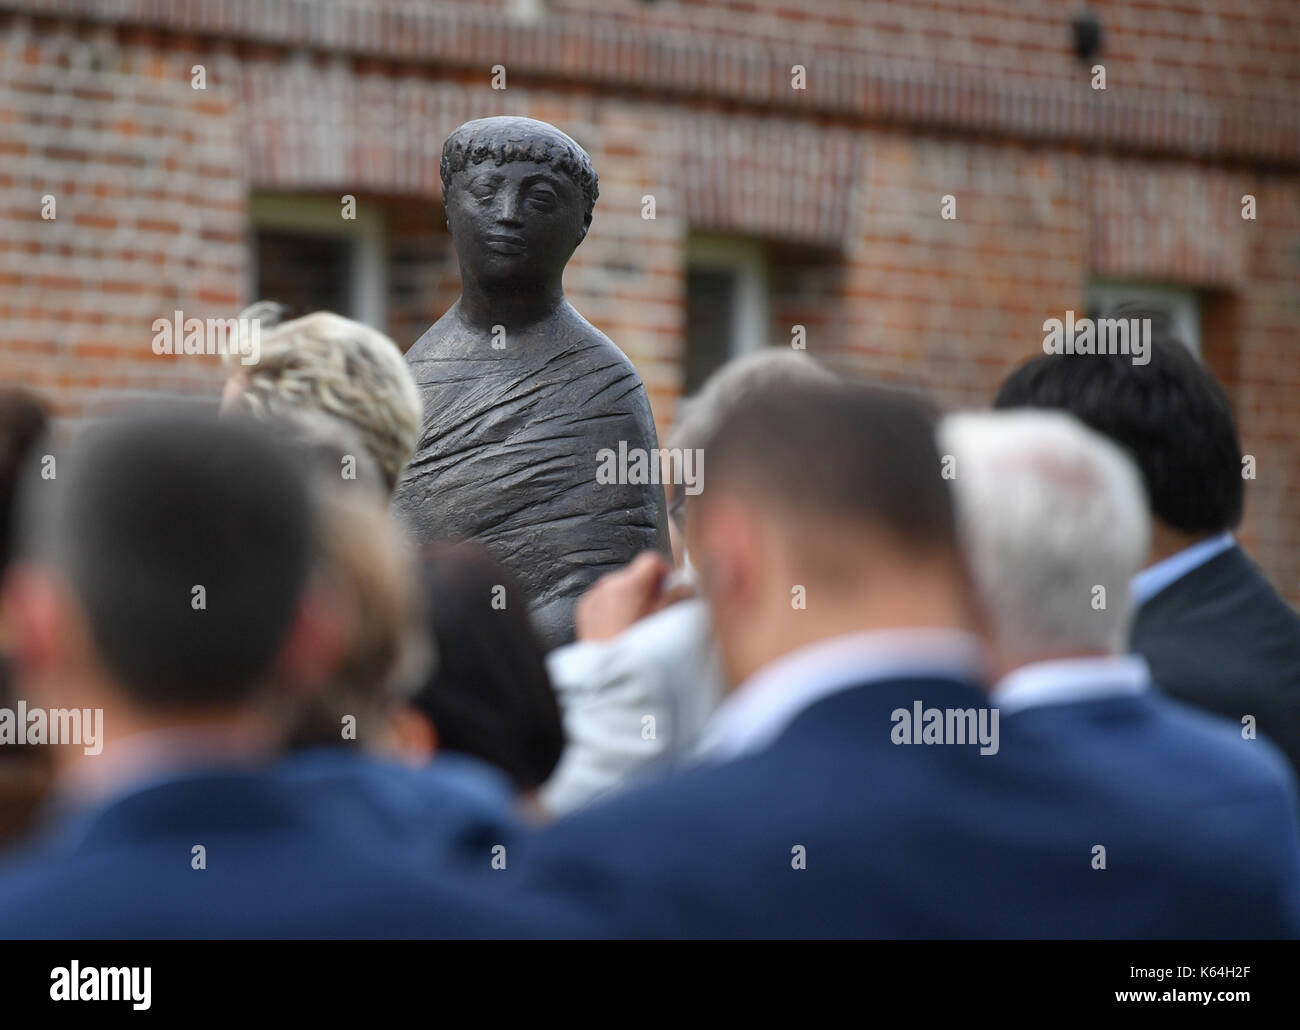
[995,654,1150,716]
[694,628,988,764]
[1130,531,1235,608]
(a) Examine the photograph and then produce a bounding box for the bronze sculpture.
[393,117,671,648]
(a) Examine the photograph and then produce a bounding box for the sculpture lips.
[485,234,526,254]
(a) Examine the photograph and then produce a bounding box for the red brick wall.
[1232,174,1300,586]
[553,0,1299,116]
[0,15,244,416]
[1,0,1297,600]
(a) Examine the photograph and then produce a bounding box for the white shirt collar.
[1131,531,1234,607]
[694,628,988,764]
[994,653,1150,716]
[59,724,272,807]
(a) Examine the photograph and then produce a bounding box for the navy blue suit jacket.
[0,756,582,939]
[505,676,1300,938]
[1131,544,1300,778]
[271,749,517,872]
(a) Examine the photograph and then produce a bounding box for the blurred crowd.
[0,300,1298,938]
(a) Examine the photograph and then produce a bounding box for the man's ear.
[576,207,592,245]
[694,495,759,610]
[2,563,72,675]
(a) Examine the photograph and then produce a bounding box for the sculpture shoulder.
[558,306,636,366]
[547,306,648,396]
[406,307,469,362]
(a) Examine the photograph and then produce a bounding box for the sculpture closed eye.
[392,116,671,650]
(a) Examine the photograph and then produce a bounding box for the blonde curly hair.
[224,304,422,496]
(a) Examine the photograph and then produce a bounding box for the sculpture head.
[439,117,599,288]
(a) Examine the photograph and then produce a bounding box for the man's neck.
[456,271,565,332]
[722,579,979,691]
[54,693,273,802]
[1146,522,1221,568]
[988,646,1108,686]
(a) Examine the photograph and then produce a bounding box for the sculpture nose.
[497,192,524,225]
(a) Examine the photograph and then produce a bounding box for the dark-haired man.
[0,411,581,937]
[488,383,975,934]
[995,305,1300,777]
[393,117,670,649]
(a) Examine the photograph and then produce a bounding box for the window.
[684,234,769,394]
[509,0,544,20]
[247,194,386,329]
[1086,280,1200,354]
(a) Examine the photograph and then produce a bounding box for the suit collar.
[58,723,273,812]
[694,628,988,763]
[1131,532,1235,608]
[36,767,298,859]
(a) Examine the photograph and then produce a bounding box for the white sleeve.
[540,601,719,815]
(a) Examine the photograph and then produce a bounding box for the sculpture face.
[445,158,588,286]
